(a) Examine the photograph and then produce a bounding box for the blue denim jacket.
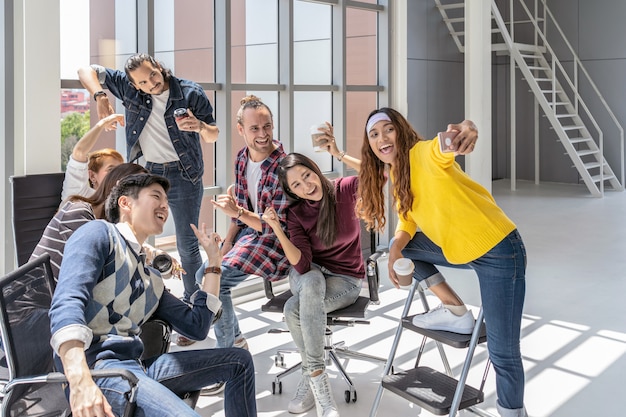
[94,65,215,184]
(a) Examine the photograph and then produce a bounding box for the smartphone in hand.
[438,131,458,153]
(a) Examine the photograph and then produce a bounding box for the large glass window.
[60,0,387,250]
[294,2,332,85]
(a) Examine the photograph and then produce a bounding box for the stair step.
[550,102,569,106]
[382,366,484,415]
[569,137,592,144]
[555,114,576,118]
[576,149,599,157]
[443,17,465,24]
[534,78,553,82]
[591,173,616,182]
[402,316,487,348]
[526,66,549,71]
[436,3,464,11]
[540,90,563,94]
[583,161,602,169]
[561,125,584,131]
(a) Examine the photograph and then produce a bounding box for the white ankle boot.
[309,372,339,417]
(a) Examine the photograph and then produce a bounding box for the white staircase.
[434,0,624,197]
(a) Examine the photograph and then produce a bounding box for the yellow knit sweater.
[393,138,516,264]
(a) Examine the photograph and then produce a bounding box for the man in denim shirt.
[78,54,219,311]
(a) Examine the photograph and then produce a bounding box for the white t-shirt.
[138,90,179,163]
[245,159,264,212]
[61,156,95,201]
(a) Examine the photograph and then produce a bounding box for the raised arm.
[316,122,362,172]
[446,119,478,155]
[72,114,125,163]
[77,65,116,129]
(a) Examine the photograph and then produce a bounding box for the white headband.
[366,112,392,135]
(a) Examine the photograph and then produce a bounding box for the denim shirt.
[93,65,215,184]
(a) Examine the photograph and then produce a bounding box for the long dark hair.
[278,153,337,248]
[70,163,148,219]
[357,107,421,231]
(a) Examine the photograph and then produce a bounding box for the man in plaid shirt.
[196,95,290,358]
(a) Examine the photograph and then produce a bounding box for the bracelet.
[93,90,107,102]
[336,150,346,161]
[236,206,244,219]
[203,266,222,275]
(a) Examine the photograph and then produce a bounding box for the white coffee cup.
[393,258,414,289]
[310,123,328,152]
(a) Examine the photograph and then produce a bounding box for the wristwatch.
[93,90,107,101]
[203,266,222,275]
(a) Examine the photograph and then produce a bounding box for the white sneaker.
[309,372,339,417]
[411,304,475,334]
[288,375,315,414]
[234,337,249,350]
[200,382,225,396]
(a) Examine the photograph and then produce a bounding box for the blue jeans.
[284,266,362,374]
[95,348,256,416]
[402,230,527,412]
[146,161,203,302]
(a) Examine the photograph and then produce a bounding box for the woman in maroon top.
[263,153,363,417]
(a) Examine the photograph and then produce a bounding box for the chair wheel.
[344,389,356,403]
[272,381,283,394]
[274,353,287,368]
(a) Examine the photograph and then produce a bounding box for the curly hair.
[278,153,337,248]
[356,108,422,231]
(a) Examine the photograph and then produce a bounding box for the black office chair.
[138,318,201,408]
[262,229,386,403]
[10,173,65,266]
[0,254,138,417]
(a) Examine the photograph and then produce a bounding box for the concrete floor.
[168,179,626,417]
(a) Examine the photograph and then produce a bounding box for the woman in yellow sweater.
[357,108,527,417]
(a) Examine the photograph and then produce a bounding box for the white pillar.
[14,0,61,175]
[464,0,492,192]
[389,0,407,115]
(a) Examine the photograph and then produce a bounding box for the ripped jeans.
[284,266,362,374]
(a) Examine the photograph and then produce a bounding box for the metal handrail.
[501,0,624,188]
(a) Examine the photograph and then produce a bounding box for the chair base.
[270,328,386,403]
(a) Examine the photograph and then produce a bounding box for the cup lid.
[393,258,414,274]
[310,123,326,133]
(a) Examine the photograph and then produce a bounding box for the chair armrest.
[4,369,139,417]
[264,278,276,299]
[366,251,384,305]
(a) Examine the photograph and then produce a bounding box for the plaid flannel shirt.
[221,141,290,281]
